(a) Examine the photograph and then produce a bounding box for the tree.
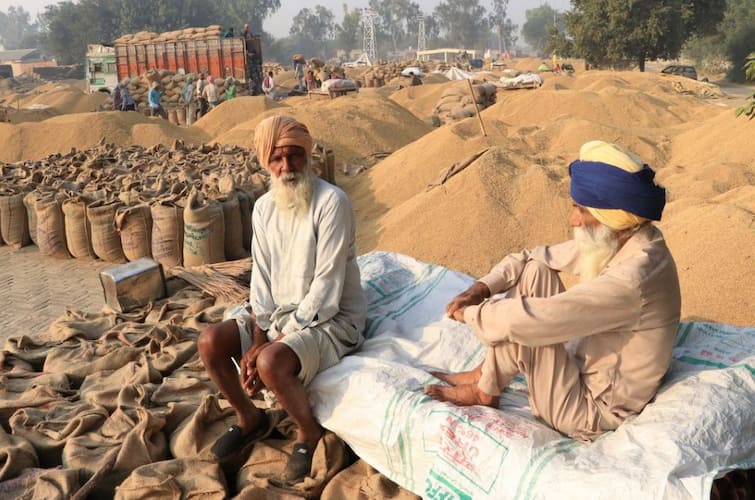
[0,6,40,49]
[489,0,518,54]
[335,5,361,53]
[289,5,335,59]
[215,0,281,35]
[368,0,421,54]
[566,0,726,71]
[734,52,755,119]
[433,0,488,48]
[522,5,560,56]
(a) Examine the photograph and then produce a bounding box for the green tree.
[368,0,421,54]
[522,5,561,56]
[335,5,361,53]
[433,0,488,48]
[735,52,755,118]
[215,0,281,35]
[289,5,335,59]
[0,6,40,49]
[566,0,726,71]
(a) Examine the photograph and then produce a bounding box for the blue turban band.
[569,160,666,221]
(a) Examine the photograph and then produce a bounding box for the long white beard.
[574,224,619,283]
[270,166,315,216]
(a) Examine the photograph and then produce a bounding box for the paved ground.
[0,244,111,345]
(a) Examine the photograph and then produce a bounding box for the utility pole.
[417,15,426,54]
[361,8,378,62]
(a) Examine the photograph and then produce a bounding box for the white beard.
[269,165,315,216]
[573,224,619,283]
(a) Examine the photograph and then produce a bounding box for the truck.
[86,44,118,94]
[112,29,263,95]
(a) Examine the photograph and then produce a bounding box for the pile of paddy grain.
[193,96,285,139]
[212,91,433,163]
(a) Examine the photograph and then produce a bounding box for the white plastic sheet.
[310,252,755,500]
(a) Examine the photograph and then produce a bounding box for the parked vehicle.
[112,30,263,94]
[86,44,118,94]
[661,65,697,80]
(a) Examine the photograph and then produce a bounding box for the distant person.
[120,82,136,111]
[225,78,237,100]
[294,58,304,90]
[181,75,195,126]
[203,76,220,109]
[262,70,275,100]
[241,23,252,41]
[305,70,316,91]
[148,81,165,118]
[424,140,679,442]
[224,27,235,38]
[409,71,423,86]
[112,83,123,111]
[196,73,208,118]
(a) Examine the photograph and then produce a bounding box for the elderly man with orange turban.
[198,115,366,483]
[425,140,681,441]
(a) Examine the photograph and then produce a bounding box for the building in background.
[0,48,57,77]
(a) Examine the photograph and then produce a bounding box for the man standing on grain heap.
[426,140,681,441]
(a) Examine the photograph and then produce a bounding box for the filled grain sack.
[35,195,71,259]
[151,200,184,268]
[217,191,247,260]
[87,199,127,263]
[115,204,153,261]
[22,191,41,246]
[62,196,96,259]
[0,190,30,249]
[183,189,225,266]
[236,189,254,251]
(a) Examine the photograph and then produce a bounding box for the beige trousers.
[476,261,608,440]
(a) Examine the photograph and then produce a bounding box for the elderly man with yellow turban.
[425,141,681,441]
[198,115,366,483]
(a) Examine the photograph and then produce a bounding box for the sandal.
[279,441,314,485]
[211,411,270,460]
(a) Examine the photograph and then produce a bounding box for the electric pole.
[417,15,426,53]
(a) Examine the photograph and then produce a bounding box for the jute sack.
[149,375,216,434]
[183,189,225,266]
[169,393,239,459]
[43,341,143,386]
[236,189,254,251]
[0,372,71,422]
[218,191,247,260]
[36,195,71,258]
[9,400,109,467]
[79,357,162,411]
[0,191,30,248]
[236,430,350,499]
[151,201,184,268]
[115,204,153,261]
[62,407,169,498]
[321,459,421,500]
[62,196,96,259]
[0,466,82,499]
[0,428,38,481]
[2,334,52,368]
[115,458,228,500]
[87,199,127,263]
[22,191,41,245]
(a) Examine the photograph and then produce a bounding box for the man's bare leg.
[424,383,499,408]
[198,320,265,435]
[431,362,483,386]
[256,343,323,448]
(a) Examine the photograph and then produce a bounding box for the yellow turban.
[577,140,649,230]
[253,115,313,170]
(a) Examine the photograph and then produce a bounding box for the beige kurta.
[463,224,681,439]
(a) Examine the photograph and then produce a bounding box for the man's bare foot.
[430,369,480,387]
[424,383,498,407]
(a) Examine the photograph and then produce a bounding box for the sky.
[1,0,572,40]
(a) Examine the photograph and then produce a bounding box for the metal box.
[99,257,167,313]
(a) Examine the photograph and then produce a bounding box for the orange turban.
[253,115,313,169]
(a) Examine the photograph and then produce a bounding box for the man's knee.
[519,261,564,298]
[257,343,301,388]
[198,320,239,360]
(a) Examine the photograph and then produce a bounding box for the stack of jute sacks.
[361,61,430,88]
[0,141,268,269]
[432,80,498,124]
[113,25,224,45]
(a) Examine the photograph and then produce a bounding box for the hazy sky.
[1,0,572,39]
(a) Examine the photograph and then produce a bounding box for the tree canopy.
[522,5,561,56]
[0,6,40,50]
[566,0,726,71]
[433,0,488,48]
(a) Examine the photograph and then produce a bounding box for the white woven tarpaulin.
[310,251,755,500]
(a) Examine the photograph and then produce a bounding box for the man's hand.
[446,281,491,322]
[239,324,271,395]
